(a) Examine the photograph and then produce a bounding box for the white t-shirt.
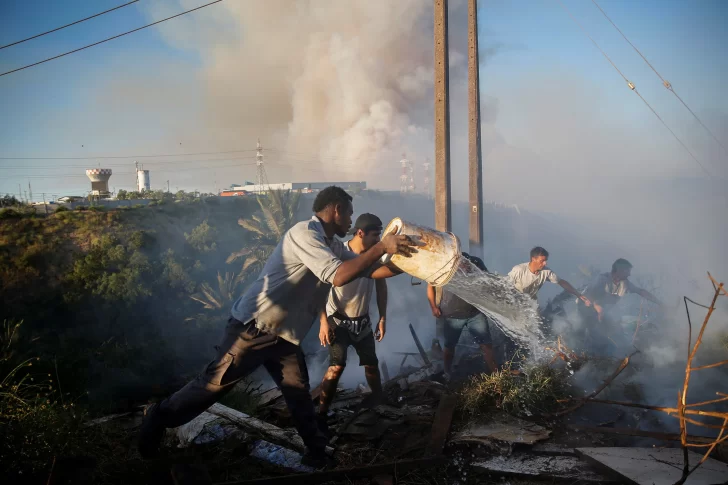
[508,262,560,299]
[326,241,375,320]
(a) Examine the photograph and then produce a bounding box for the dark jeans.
[157,318,327,452]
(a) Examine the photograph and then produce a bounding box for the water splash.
[444,259,547,360]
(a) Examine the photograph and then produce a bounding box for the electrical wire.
[0,1,140,50]
[590,0,727,155]
[0,157,257,170]
[5,161,257,179]
[0,0,226,78]
[0,148,255,161]
[556,0,712,177]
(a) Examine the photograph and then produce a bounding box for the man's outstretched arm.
[558,279,591,306]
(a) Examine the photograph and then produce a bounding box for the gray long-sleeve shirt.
[230,216,357,345]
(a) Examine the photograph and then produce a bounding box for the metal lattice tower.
[399,154,416,194]
[400,154,409,195]
[256,138,269,194]
[423,160,431,198]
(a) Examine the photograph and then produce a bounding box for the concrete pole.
[434,0,452,233]
[468,0,484,258]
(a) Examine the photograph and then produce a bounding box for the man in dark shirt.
[426,253,498,381]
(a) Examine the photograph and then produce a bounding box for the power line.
[0,156,257,170]
[0,0,226,78]
[0,148,255,161]
[4,161,257,179]
[555,0,712,177]
[590,0,727,155]
[0,1,140,50]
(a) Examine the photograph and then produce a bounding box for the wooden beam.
[207,403,333,455]
[425,394,458,456]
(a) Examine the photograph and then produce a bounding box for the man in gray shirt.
[138,187,413,467]
[316,214,395,420]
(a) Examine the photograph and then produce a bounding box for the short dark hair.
[312,186,353,213]
[612,258,633,273]
[530,246,549,260]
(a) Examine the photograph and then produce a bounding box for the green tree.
[116,189,128,200]
[185,220,218,253]
[227,190,301,283]
[190,272,240,311]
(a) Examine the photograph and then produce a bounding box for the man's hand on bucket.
[380,233,415,256]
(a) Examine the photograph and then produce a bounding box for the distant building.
[225,181,366,195]
[219,189,249,197]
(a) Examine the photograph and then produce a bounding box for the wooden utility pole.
[434,0,451,232]
[468,0,484,257]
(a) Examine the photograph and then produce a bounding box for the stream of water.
[444,258,548,361]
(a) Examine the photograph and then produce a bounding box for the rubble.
[471,453,614,483]
[451,413,551,446]
[248,440,314,473]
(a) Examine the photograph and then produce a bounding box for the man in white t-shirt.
[317,214,400,425]
[508,247,591,305]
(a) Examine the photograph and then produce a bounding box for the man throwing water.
[138,187,414,468]
[317,214,397,423]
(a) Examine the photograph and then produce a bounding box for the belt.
[332,313,371,336]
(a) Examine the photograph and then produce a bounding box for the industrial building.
[85,168,112,198]
[135,162,151,192]
[219,181,366,197]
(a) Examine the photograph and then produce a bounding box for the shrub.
[54,205,70,213]
[88,205,105,212]
[459,363,571,417]
[128,230,152,250]
[0,208,22,220]
[75,206,88,211]
[185,220,218,253]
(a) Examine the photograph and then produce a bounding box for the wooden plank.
[227,456,448,485]
[207,403,333,456]
[170,464,212,485]
[425,394,458,457]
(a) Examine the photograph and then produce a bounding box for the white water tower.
[86,168,112,197]
[135,162,151,192]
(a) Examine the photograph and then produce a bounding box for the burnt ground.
[38,347,728,485]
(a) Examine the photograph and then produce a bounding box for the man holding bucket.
[317,213,396,425]
[138,187,414,468]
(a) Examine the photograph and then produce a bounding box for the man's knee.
[324,365,345,380]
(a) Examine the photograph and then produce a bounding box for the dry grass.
[459,363,572,417]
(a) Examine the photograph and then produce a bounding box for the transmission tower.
[399,154,415,194]
[256,138,269,194]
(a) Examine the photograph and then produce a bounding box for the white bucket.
[380,217,461,287]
